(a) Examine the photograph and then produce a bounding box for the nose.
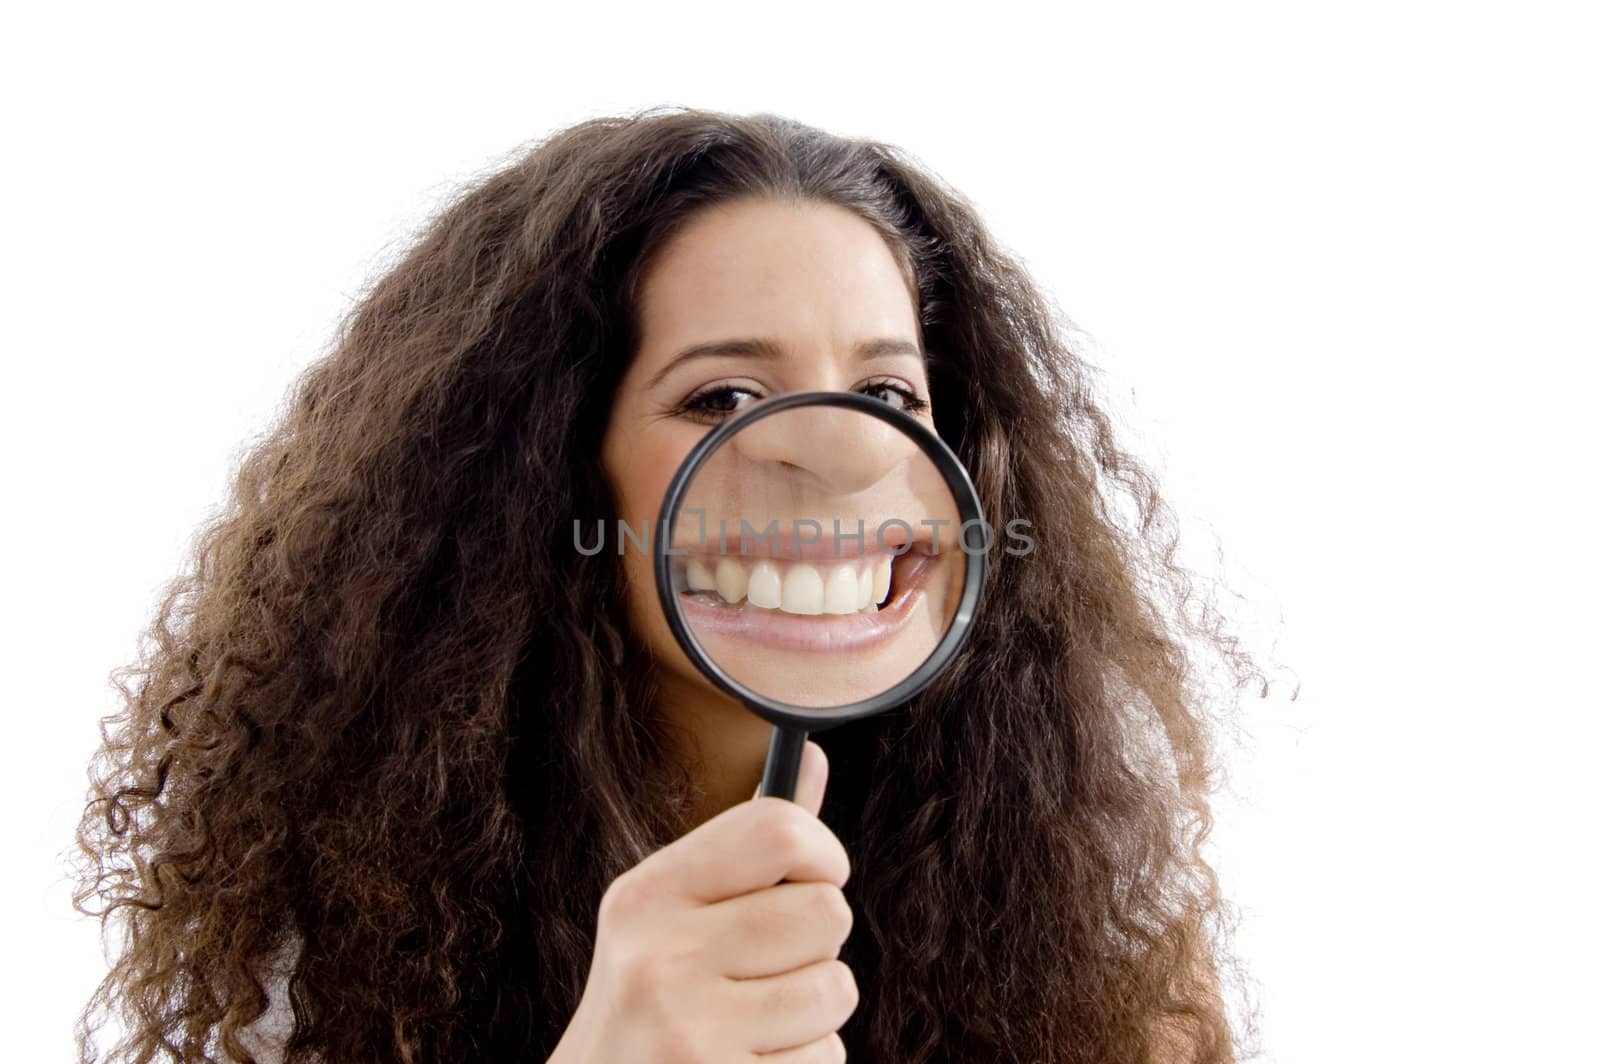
[730,404,919,495]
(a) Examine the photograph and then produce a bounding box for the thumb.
[793,740,829,817]
[750,740,830,818]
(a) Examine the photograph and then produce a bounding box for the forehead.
[633,197,919,356]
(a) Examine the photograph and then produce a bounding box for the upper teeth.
[685,556,893,615]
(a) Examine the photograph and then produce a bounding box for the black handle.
[756,723,809,801]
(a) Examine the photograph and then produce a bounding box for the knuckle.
[787,970,827,1015]
[821,1032,848,1063]
[825,959,860,1017]
[819,884,853,938]
[788,959,855,1017]
[800,883,852,943]
[763,801,813,858]
[598,870,643,923]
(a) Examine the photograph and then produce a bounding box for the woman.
[73,107,1271,1062]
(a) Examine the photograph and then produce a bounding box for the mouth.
[671,540,939,653]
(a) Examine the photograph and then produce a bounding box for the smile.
[672,542,940,653]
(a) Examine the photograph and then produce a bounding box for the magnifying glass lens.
[664,404,968,710]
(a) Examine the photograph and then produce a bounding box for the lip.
[676,549,937,653]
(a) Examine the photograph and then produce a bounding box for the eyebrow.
[645,336,924,389]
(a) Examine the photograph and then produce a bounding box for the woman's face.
[602,196,954,710]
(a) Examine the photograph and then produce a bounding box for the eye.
[673,383,765,424]
[857,378,930,415]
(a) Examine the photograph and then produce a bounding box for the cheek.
[613,449,676,606]
[611,446,685,525]
[605,430,696,636]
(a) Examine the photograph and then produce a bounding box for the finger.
[754,1032,847,1062]
[792,741,828,818]
[725,958,859,1054]
[693,880,853,979]
[751,741,828,814]
[640,795,850,904]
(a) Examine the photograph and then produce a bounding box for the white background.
[4,2,1595,1059]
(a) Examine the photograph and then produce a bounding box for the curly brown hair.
[72,105,1280,1063]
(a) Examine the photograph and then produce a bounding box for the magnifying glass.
[653,390,985,801]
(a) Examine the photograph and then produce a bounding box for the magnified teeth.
[687,558,716,593]
[690,555,902,617]
[781,564,824,615]
[747,560,783,609]
[824,566,859,615]
[715,558,747,605]
[872,556,892,605]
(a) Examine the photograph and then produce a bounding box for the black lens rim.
[652,390,986,730]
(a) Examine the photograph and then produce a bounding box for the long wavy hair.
[72,106,1279,1063]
